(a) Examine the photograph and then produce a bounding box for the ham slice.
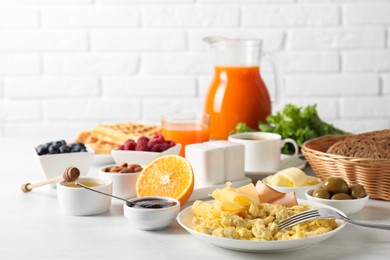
[256,180,285,203]
[255,180,298,207]
[271,191,298,207]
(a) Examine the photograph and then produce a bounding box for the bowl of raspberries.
[111,134,181,166]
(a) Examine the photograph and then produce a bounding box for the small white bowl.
[34,146,94,188]
[111,144,181,166]
[123,196,180,230]
[57,176,112,216]
[98,165,140,199]
[263,176,323,199]
[305,189,369,215]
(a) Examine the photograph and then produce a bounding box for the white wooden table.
[1,138,389,260]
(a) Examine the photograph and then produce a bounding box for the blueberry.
[75,142,86,149]
[55,140,66,147]
[59,145,71,153]
[36,145,48,155]
[48,145,60,154]
[71,145,82,153]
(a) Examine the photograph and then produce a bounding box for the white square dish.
[33,145,94,188]
[111,144,181,166]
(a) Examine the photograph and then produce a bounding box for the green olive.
[350,184,367,199]
[324,177,349,194]
[331,193,352,200]
[312,188,331,199]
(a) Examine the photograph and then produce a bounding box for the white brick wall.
[0,54,40,75]
[243,5,339,26]
[0,0,390,138]
[42,7,140,28]
[43,54,139,75]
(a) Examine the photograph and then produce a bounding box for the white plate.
[111,144,181,166]
[93,154,114,165]
[177,199,346,253]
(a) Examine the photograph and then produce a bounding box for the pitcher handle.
[262,51,283,103]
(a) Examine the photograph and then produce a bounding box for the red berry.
[136,136,149,151]
[123,139,136,150]
[153,133,165,141]
[147,138,163,150]
[164,140,176,148]
[151,143,168,152]
[118,145,125,150]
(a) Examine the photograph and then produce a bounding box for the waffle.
[75,123,161,154]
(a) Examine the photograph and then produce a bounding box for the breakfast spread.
[23,111,389,255]
[326,129,390,159]
[265,167,319,187]
[13,32,390,256]
[23,89,386,251]
[36,140,87,155]
[102,163,142,174]
[75,122,161,154]
[311,177,367,200]
[192,183,337,240]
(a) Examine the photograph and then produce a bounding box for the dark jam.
[127,198,177,209]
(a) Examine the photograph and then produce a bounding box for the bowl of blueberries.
[34,140,94,188]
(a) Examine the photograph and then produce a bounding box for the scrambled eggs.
[193,203,337,241]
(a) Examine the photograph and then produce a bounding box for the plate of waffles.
[75,122,161,165]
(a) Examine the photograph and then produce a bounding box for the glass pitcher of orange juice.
[203,37,282,140]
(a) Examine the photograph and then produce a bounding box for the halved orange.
[136,155,194,205]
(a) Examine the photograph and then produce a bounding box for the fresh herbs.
[233,104,348,154]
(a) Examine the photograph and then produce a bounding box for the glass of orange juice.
[161,114,210,157]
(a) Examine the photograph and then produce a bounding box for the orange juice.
[204,66,271,140]
[162,124,209,157]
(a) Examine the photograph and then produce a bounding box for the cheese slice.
[192,200,221,217]
[211,183,260,213]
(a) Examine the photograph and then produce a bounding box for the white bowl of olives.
[305,177,369,215]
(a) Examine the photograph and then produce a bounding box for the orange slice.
[136,155,194,205]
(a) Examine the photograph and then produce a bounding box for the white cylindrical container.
[57,176,112,216]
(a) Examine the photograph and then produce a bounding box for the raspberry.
[151,143,168,152]
[153,133,165,142]
[136,136,149,151]
[123,139,136,150]
[118,145,125,151]
[147,138,164,150]
[164,140,176,148]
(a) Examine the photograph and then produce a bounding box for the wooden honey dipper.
[21,166,80,193]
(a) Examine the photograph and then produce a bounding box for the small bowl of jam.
[123,196,180,230]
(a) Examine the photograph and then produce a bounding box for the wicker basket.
[301,135,390,201]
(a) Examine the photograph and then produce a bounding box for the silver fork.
[278,208,390,230]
